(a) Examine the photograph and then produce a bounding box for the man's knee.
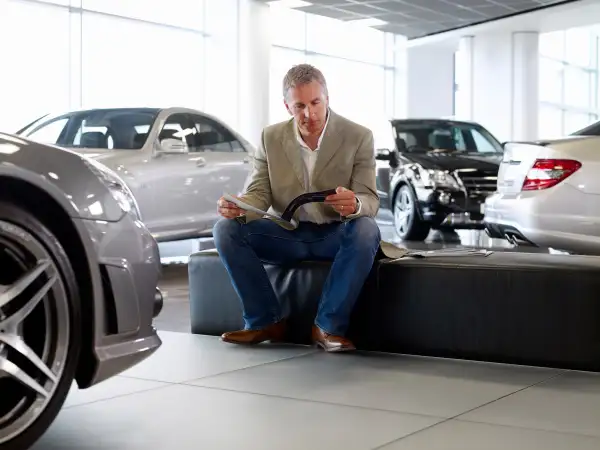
[213,218,243,250]
[345,216,381,248]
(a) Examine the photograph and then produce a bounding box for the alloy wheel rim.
[394,190,412,236]
[0,219,70,444]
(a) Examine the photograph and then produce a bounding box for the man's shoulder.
[263,118,293,140]
[332,111,372,137]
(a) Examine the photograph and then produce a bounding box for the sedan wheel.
[0,202,81,449]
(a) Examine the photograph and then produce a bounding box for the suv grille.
[458,174,497,195]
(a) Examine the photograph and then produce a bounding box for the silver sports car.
[0,132,163,449]
[17,107,254,242]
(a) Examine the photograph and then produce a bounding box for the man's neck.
[297,110,329,151]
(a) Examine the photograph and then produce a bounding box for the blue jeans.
[213,216,381,336]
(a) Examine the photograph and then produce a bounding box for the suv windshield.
[391,120,503,154]
[19,108,160,150]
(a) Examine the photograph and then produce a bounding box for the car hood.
[403,152,502,172]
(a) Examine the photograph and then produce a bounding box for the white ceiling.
[260,0,580,39]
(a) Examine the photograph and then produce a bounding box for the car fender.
[0,134,125,221]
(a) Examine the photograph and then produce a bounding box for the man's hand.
[217,196,244,219]
[325,187,357,217]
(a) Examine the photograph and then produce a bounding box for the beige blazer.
[240,110,380,223]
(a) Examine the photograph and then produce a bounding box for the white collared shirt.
[293,111,361,223]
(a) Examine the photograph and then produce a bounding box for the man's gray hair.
[282,64,328,99]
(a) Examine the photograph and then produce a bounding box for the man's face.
[284,80,329,137]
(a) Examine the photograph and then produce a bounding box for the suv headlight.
[424,170,460,190]
[84,157,142,221]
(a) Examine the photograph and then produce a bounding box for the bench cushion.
[376,252,600,371]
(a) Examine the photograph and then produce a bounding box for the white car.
[484,123,600,254]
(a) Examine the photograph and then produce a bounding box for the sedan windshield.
[391,120,503,154]
[19,108,160,150]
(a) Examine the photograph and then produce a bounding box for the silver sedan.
[17,107,254,243]
[0,132,162,449]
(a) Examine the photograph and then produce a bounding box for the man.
[213,64,380,352]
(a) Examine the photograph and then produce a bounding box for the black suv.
[376,119,503,241]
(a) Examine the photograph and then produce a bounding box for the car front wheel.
[0,201,81,449]
[393,185,431,241]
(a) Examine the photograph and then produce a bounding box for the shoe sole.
[314,341,356,353]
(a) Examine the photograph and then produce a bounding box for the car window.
[391,121,503,153]
[189,114,245,153]
[159,113,193,152]
[468,128,498,153]
[22,109,159,150]
[26,118,68,144]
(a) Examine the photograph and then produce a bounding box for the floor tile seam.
[368,372,567,450]
[62,384,174,410]
[452,417,600,440]
[116,350,317,384]
[175,350,320,382]
[370,418,454,450]
[449,370,566,421]
[177,383,447,420]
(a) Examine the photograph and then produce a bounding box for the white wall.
[406,44,455,118]
[456,31,539,142]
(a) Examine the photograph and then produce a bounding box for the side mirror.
[158,138,188,154]
[375,148,391,161]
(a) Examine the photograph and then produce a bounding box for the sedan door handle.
[243,157,250,164]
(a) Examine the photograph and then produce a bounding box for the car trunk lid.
[497,136,591,194]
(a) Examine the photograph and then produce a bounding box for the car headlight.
[83,157,142,221]
[424,170,460,190]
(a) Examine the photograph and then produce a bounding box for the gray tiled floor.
[31,222,592,449]
[34,331,600,450]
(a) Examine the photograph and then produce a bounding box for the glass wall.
[538,27,600,137]
[0,0,72,131]
[0,0,241,132]
[268,6,404,148]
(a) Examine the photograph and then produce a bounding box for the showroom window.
[268,5,403,148]
[80,13,205,109]
[538,27,600,137]
[0,0,72,131]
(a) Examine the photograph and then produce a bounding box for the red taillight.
[521,158,581,191]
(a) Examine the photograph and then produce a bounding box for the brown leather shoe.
[221,321,285,345]
[312,326,356,353]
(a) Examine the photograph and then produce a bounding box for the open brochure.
[223,189,337,230]
[379,241,492,260]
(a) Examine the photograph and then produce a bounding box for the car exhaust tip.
[154,288,163,318]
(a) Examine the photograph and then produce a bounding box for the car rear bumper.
[483,186,592,252]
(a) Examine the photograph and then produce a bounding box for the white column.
[512,32,539,141]
[406,43,456,118]
[454,36,474,119]
[204,0,241,129]
[237,0,271,148]
[463,31,539,142]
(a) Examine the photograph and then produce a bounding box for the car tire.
[393,185,431,241]
[0,201,82,449]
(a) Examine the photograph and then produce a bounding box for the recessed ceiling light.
[267,0,312,8]
[347,18,388,27]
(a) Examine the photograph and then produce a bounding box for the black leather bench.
[188,248,600,372]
